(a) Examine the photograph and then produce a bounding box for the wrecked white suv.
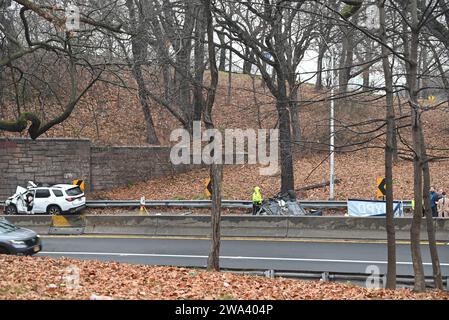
[3,182,86,215]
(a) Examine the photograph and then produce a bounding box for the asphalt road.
[36,235,449,277]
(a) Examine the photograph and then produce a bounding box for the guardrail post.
[321,272,329,282]
[379,274,386,289]
[264,270,275,278]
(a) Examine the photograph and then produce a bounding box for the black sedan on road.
[0,218,42,255]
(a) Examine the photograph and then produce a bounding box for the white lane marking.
[38,251,449,266]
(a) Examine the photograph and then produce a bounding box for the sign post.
[139,196,148,215]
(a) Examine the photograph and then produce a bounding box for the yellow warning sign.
[376,177,386,199]
[205,178,212,198]
[73,179,85,192]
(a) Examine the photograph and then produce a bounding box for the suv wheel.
[5,204,18,215]
[47,205,62,215]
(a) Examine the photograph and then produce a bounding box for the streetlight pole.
[316,34,336,200]
[329,52,335,200]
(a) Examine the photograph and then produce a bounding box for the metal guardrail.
[86,199,254,209]
[85,199,413,209]
[85,199,352,209]
[0,199,413,209]
[185,267,448,290]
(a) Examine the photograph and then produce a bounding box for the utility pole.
[227,41,232,104]
[329,52,335,200]
[226,6,234,105]
[314,32,336,200]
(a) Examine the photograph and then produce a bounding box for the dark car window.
[0,220,18,234]
[52,189,64,197]
[66,187,83,196]
[35,189,51,198]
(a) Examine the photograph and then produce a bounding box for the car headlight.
[9,240,26,245]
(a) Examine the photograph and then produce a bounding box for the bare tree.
[124,0,160,145]
[0,0,122,138]
[378,0,396,289]
[212,0,321,192]
[203,0,222,271]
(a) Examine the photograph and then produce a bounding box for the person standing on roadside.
[437,192,449,218]
[438,189,444,202]
[252,186,263,215]
[430,186,439,217]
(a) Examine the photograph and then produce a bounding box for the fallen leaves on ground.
[0,255,448,300]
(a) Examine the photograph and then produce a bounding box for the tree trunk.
[421,131,444,290]
[207,163,223,271]
[408,0,426,292]
[218,32,226,72]
[419,46,429,100]
[177,53,193,131]
[251,75,262,129]
[176,2,195,132]
[338,32,348,94]
[362,68,370,92]
[338,25,354,95]
[243,46,252,74]
[135,70,160,145]
[227,39,232,105]
[411,122,426,292]
[277,78,295,193]
[315,44,326,91]
[288,81,302,150]
[379,0,396,289]
[289,103,301,149]
[193,4,206,122]
[126,0,160,145]
[429,40,449,110]
[203,0,221,272]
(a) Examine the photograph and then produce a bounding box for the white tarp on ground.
[347,199,404,217]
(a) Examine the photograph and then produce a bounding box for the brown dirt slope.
[93,149,449,201]
[3,72,449,200]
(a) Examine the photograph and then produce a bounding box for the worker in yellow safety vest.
[252,186,263,215]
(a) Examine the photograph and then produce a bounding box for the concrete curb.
[3,215,449,241]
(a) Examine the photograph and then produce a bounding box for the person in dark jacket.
[25,192,34,214]
[430,186,439,217]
